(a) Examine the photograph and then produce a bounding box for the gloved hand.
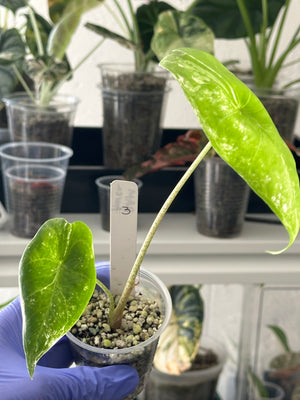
[0,261,139,400]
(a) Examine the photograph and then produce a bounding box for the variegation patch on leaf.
[20,218,96,377]
[154,285,203,374]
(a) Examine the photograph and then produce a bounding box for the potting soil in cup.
[7,165,65,238]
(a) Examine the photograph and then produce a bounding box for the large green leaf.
[188,0,285,39]
[47,0,104,60]
[160,48,300,251]
[20,218,96,378]
[154,285,203,374]
[151,10,214,61]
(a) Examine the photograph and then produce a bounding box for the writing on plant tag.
[110,180,138,295]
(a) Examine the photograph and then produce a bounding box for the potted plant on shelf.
[0,0,104,145]
[85,0,215,168]
[248,369,285,399]
[17,48,300,399]
[145,284,226,400]
[263,324,300,399]
[190,0,300,142]
[124,129,251,238]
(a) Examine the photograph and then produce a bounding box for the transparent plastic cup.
[3,92,79,146]
[67,264,172,400]
[99,64,168,168]
[0,142,73,237]
[95,175,143,231]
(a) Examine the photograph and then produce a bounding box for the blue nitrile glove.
[0,262,139,400]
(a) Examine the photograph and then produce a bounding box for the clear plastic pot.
[145,336,227,400]
[67,265,172,400]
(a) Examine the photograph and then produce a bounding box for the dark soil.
[190,347,219,371]
[9,179,62,238]
[259,95,298,142]
[102,71,167,92]
[8,107,74,146]
[194,157,250,238]
[145,346,220,400]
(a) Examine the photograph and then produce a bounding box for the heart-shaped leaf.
[160,48,300,251]
[136,1,174,55]
[20,218,95,378]
[151,10,214,61]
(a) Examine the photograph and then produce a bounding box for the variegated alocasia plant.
[153,285,204,374]
[85,0,214,72]
[159,48,300,251]
[21,48,300,378]
[0,0,104,105]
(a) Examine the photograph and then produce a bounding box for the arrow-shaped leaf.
[160,48,300,251]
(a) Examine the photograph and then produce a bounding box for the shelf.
[0,213,299,287]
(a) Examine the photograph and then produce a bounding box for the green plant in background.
[153,285,204,374]
[20,48,300,378]
[248,369,270,399]
[268,324,300,369]
[267,324,300,398]
[189,0,300,88]
[85,0,215,71]
[0,0,104,105]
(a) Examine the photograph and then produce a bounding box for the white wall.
[30,0,300,133]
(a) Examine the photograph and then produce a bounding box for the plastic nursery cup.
[95,175,143,231]
[194,157,250,238]
[0,142,73,238]
[99,63,168,168]
[3,92,79,146]
[145,336,227,400]
[67,263,172,400]
[249,381,285,400]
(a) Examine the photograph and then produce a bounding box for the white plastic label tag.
[110,180,138,295]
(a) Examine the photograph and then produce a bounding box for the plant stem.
[46,39,105,102]
[28,5,44,56]
[105,3,128,37]
[12,65,36,104]
[236,0,261,85]
[96,278,115,318]
[258,0,268,72]
[113,0,132,38]
[265,0,290,87]
[126,0,144,70]
[109,141,213,328]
